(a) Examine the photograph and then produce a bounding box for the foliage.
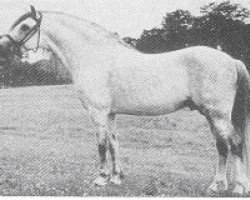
[196,1,250,63]
[0,58,72,88]
[123,1,250,69]
[200,1,249,21]
[162,9,194,34]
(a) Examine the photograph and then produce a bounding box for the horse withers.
[0,6,249,195]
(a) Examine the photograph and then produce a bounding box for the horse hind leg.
[204,114,232,193]
[230,132,250,195]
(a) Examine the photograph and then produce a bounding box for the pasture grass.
[0,85,245,196]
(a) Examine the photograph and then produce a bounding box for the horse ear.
[30,5,37,18]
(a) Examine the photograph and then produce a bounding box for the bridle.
[2,13,43,57]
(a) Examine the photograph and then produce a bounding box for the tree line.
[0,53,71,88]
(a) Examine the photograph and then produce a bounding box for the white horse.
[0,6,250,195]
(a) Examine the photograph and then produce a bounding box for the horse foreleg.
[108,114,123,185]
[89,106,110,186]
[93,125,110,186]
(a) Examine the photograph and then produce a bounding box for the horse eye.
[20,24,30,32]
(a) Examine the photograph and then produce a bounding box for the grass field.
[0,85,240,196]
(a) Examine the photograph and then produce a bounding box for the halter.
[3,13,43,57]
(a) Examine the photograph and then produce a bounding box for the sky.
[0,0,249,37]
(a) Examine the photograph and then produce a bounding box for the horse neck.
[40,12,120,70]
[48,14,112,38]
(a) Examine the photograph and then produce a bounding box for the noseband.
[2,14,42,57]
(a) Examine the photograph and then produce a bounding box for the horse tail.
[232,60,250,177]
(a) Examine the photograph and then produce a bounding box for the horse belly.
[110,66,190,115]
[112,95,187,116]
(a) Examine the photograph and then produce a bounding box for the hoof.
[110,174,122,185]
[207,180,228,194]
[93,174,109,186]
[232,184,245,196]
[232,182,250,196]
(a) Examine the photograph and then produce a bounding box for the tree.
[162,9,194,34]
[200,1,249,21]
[128,10,196,53]
[0,58,72,88]
[194,1,249,47]
[193,1,250,65]
[135,28,169,53]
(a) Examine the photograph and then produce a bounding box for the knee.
[88,106,111,127]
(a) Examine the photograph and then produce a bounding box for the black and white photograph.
[0,0,249,197]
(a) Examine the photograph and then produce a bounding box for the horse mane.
[40,10,134,49]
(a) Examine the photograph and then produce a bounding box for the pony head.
[0,5,50,65]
